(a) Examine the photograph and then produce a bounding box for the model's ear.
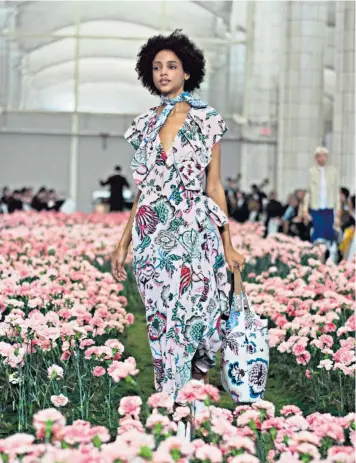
[184,73,190,81]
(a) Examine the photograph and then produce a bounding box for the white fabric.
[59,199,76,213]
[347,234,356,261]
[267,218,280,236]
[319,167,328,209]
[0,203,8,213]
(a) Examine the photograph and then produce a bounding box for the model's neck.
[163,88,185,99]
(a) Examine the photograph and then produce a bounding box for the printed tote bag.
[221,269,269,403]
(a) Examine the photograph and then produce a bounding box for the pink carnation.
[195,444,223,463]
[230,456,260,463]
[173,406,191,422]
[236,410,261,428]
[126,313,135,325]
[280,405,302,417]
[118,416,145,434]
[296,351,311,365]
[33,408,66,439]
[0,433,35,456]
[118,396,142,419]
[92,366,106,377]
[51,394,69,407]
[147,392,174,412]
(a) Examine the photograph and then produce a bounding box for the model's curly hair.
[135,30,206,95]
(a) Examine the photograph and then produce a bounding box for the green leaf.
[171,448,181,462]
[92,435,101,448]
[139,446,153,460]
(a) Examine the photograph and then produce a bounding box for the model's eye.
[169,65,177,70]
[153,66,160,71]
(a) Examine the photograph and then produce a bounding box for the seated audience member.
[8,190,24,213]
[233,191,250,223]
[290,189,311,241]
[0,186,11,213]
[225,177,237,217]
[339,195,355,260]
[336,187,351,231]
[21,188,34,211]
[281,194,299,235]
[264,191,284,237]
[47,189,65,211]
[31,187,49,211]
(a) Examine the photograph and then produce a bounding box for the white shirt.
[319,167,328,209]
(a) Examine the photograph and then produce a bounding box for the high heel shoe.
[192,378,205,419]
[177,421,186,439]
[177,420,191,441]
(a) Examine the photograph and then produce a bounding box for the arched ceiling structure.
[3,0,237,112]
[2,1,336,115]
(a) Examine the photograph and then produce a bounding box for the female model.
[112,30,245,405]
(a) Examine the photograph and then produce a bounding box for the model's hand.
[111,244,129,281]
[224,246,246,272]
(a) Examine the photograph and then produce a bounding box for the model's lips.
[159,79,170,85]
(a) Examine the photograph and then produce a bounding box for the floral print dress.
[125,106,230,400]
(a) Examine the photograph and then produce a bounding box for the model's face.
[315,152,328,166]
[152,50,189,97]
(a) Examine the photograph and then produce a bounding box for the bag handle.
[233,267,245,295]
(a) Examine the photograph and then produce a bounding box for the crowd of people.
[0,186,67,214]
[1,149,354,263]
[224,147,355,263]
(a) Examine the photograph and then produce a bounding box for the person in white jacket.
[304,147,339,244]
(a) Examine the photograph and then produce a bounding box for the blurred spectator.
[281,194,299,235]
[232,191,249,223]
[339,195,355,260]
[225,177,237,217]
[31,187,49,211]
[22,188,34,211]
[336,187,351,231]
[304,147,339,244]
[47,189,65,211]
[0,186,11,213]
[247,184,263,221]
[100,165,130,212]
[8,190,23,213]
[264,191,284,237]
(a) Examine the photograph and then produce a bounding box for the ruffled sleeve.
[203,107,228,149]
[124,113,148,150]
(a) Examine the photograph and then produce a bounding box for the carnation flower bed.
[0,212,354,462]
[0,383,354,463]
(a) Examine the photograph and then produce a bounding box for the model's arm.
[206,143,245,272]
[112,190,141,281]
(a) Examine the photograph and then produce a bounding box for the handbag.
[221,269,269,403]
